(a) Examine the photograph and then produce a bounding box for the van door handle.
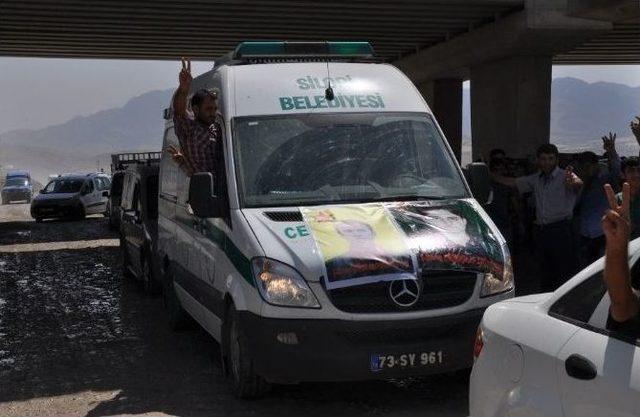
[565,354,597,380]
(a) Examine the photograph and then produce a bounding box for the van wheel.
[225,304,270,398]
[163,266,188,331]
[141,254,161,295]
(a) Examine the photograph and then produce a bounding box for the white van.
[157,42,514,397]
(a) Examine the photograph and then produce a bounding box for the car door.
[550,266,640,417]
[123,179,145,276]
[80,179,96,213]
[557,326,639,417]
[93,177,108,213]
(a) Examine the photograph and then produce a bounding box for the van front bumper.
[238,308,484,384]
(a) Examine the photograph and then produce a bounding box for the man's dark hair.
[489,157,506,171]
[490,148,506,159]
[577,151,598,165]
[190,89,218,109]
[536,143,559,157]
[623,157,640,173]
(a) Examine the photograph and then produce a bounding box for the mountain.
[1,77,639,183]
[0,89,172,184]
[0,89,172,157]
[462,77,640,154]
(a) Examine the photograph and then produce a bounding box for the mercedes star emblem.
[388,278,421,308]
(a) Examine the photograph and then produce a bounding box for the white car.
[470,240,640,417]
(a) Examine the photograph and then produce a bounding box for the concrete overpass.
[1,0,639,160]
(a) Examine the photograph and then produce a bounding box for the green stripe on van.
[203,222,255,287]
[175,216,255,287]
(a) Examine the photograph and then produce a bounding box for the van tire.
[141,253,161,295]
[163,266,188,331]
[225,304,270,398]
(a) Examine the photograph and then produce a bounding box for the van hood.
[242,199,508,290]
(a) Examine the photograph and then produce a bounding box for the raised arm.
[173,57,192,117]
[602,132,621,181]
[603,183,640,323]
[631,116,640,158]
[564,166,583,191]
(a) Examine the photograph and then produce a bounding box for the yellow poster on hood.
[301,204,416,289]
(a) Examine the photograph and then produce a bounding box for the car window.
[550,258,640,346]
[86,180,94,193]
[549,272,607,324]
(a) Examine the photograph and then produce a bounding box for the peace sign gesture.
[602,132,617,154]
[603,182,631,250]
[178,57,192,93]
[631,116,640,144]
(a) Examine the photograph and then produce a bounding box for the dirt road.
[0,203,469,417]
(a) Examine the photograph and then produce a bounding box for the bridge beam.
[470,55,552,162]
[418,79,464,162]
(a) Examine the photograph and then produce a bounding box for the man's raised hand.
[603,183,631,251]
[631,116,640,143]
[602,132,617,154]
[166,144,194,176]
[179,57,192,93]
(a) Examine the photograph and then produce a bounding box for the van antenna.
[324,41,335,101]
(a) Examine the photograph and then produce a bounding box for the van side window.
[160,126,179,198]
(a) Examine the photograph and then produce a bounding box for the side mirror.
[464,162,492,205]
[189,172,223,218]
[102,190,109,197]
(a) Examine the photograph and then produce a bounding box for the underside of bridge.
[1,0,639,160]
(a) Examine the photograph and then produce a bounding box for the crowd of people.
[487,116,640,293]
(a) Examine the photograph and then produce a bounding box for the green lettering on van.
[279,97,294,110]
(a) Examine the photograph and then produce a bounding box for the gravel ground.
[0,203,469,417]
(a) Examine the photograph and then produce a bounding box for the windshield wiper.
[369,195,453,202]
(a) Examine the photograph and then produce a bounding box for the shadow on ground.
[0,215,469,417]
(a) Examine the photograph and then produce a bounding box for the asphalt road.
[0,203,470,417]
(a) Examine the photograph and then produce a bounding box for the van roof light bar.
[232,41,374,60]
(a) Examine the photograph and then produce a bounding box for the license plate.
[370,351,444,372]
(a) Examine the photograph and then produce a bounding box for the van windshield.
[233,113,467,208]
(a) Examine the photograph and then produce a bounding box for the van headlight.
[251,258,320,308]
[480,254,514,297]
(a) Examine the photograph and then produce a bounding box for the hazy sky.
[0,58,638,135]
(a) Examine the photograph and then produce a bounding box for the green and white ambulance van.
[157,42,514,397]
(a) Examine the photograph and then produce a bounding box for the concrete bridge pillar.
[470,55,552,162]
[418,78,463,162]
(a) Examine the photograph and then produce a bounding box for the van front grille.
[263,211,303,222]
[328,270,478,313]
